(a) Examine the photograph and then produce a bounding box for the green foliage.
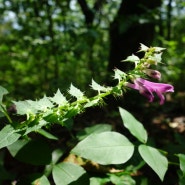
[0,0,120,99]
[31,175,50,185]
[50,89,67,105]
[52,162,89,185]
[0,125,21,149]
[155,1,185,95]
[0,0,184,183]
[119,107,148,143]
[178,154,185,174]
[0,45,182,184]
[76,123,112,141]
[68,84,85,100]
[72,131,134,165]
[91,79,111,93]
[138,145,168,181]
[0,86,8,102]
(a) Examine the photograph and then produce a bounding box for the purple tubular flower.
[126,78,174,105]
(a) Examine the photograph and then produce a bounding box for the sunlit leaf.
[52,162,89,185]
[50,89,68,105]
[113,69,127,82]
[44,149,65,177]
[13,100,37,115]
[76,124,112,140]
[122,54,140,63]
[68,84,84,100]
[110,174,136,185]
[37,96,54,110]
[0,125,21,149]
[90,177,110,185]
[24,120,48,135]
[153,46,166,52]
[119,107,147,143]
[177,154,185,176]
[138,145,168,181]
[72,131,134,165]
[138,43,149,52]
[148,53,162,64]
[0,86,8,102]
[91,79,111,93]
[31,175,50,185]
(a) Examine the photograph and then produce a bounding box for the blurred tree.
[158,0,185,92]
[0,0,118,98]
[0,0,184,100]
[108,0,162,71]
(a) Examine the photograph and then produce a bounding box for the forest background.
[1,0,184,100]
[0,0,185,185]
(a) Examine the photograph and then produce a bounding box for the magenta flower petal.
[126,78,174,104]
[138,85,154,103]
[155,90,165,105]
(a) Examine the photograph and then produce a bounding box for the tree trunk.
[108,0,162,72]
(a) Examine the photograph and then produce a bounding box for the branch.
[77,0,106,26]
[93,0,106,12]
[77,0,94,25]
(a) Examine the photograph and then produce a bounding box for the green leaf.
[8,139,52,165]
[153,46,166,52]
[90,177,110,185]
[37,129,58,140]
[119,107,147,143]
[68,84,84,100]
[26,100,41,111]
[51,149,65,165]
[138,43,149,52]
[148,53,162,64]
[0,104,7,118]
[50,89,68,105]
[76,124,112,140]
[13,100,37,115]
[7,139,29,156]
[91,79,111,93]
[24,120,48,135]
[0,125,21,149]
[122,54,140,63]
[72,131,134,165]
[37,96,54,110]
[113,69,127,82]
[31,175,50,185]
[177,154,185,176]
[138,145,168,181]
[44,149,65,177]
[52,162,89,185]
[0,86,8,102]
[110,174,136,185]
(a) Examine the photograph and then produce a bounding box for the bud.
[144,69,161,80]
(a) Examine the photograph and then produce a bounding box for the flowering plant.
[0,44,183,185]
[123,44,173,102]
